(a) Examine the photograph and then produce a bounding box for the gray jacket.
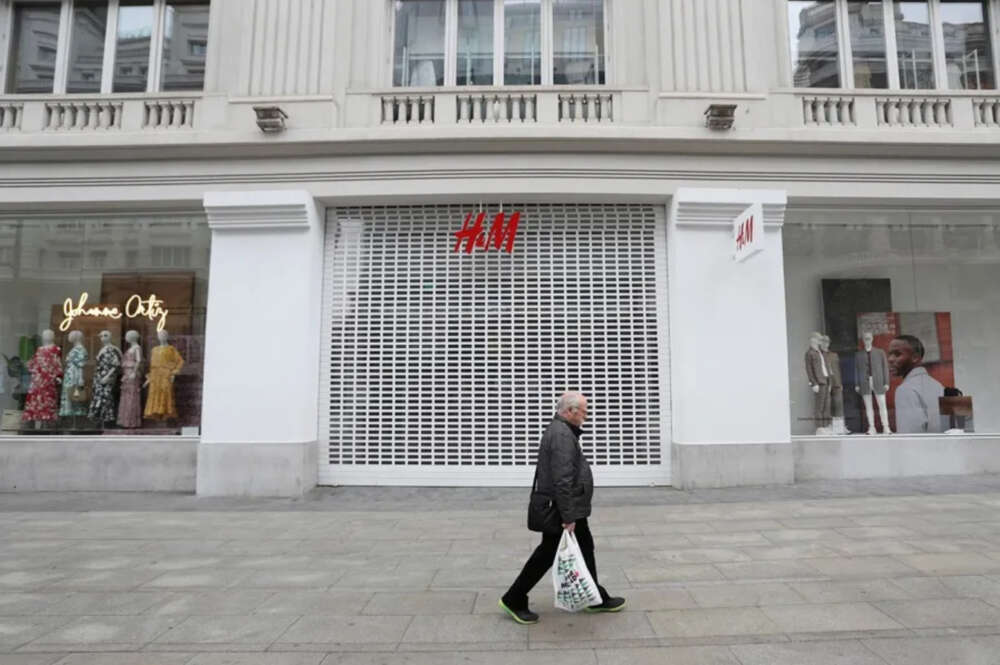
[854,347,889,395]
[534,416,594,524]
[805,347,828,387]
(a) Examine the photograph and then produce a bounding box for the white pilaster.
[667,187,792,488]
[197,190,324,496]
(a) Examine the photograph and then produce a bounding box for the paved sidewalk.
[3,477,1000,664]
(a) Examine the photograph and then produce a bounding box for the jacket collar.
[554,415,585,438]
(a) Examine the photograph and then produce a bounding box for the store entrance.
[319,203,671,486]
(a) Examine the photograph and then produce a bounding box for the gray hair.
[556,392,586,414]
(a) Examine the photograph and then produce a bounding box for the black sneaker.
[498,598,539,624]
[585,596,627,613]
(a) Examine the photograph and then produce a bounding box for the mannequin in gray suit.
[820,335,848,435]
[854,331,892,435]
[805,332,832,434]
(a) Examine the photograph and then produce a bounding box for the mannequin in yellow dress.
[143,329,184,420]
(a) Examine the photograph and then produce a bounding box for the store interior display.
[143,329,185,422]
[59,330,89,421]
[820,335,848,435]
[804,332,832,434]
[117,330,143,429]
[855,331,891,435]
[88,330,122,426]
[22,329,62,427]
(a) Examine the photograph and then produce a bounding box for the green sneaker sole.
[584,600,627,613]
[498,599,538,624]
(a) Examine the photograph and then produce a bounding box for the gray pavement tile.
[760,530,845,544]
[904,538,998,553]
[140,542,228,556]
[738,544,840,561]
[187,655,324,665]
[240,571,342,590]
[606,588,696,611]
[274,615,412,648]
[143,558,226,572]
[39,593,171,616]
[527,612,656,644]
[683,533,773,548]
[637,523,716,536]
[885,576,955,599]
[49,654,194,665]
[23,616,179,649]
[714,561,826,581]
[707,520,785,533]
[151,615,299,647]
[594,645,739,665]
[0,572,66,591]
[646,548,751,564]
[622,565,723,584]
[0,655,63,665]
[937,574,1000,598]
[141,571,251,591]
[729,639,887,665]
[336,571,433,591]
[402,614,527,644]
[53,557,145,572]
[894,553,1000,576]
[254,591,372,616]
[688,582,806,608]
[144,591,275,616]
[802,556,920,579]
[0,617,75,651]
[761,603,903,633]
[45,571,164,592]
[776,517,860,529]
[874,598,1000,628]
[790,580,913,603]
[862,635,1000,665]
[0,594,71,616]
[835,527,918,539]
[323,650,597,665]
[646,608,780,638]
[821,540,921,557]
[362,591,475,616]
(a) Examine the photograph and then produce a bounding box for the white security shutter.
[319,204,670,486]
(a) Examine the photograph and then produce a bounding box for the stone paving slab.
[6,476,1000,663]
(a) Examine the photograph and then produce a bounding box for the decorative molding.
[670,188,788,229]
[203,191,318,231]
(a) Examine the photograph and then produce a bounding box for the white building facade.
[2,0,1000,496]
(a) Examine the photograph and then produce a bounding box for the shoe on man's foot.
[585,596,627,613]
[499,598,539,624]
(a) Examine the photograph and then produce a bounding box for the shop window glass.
[789,0,841,87]
[504,0,541,85]
[66,2,109,93]
[160,1,209,91]
[847,1,889,87]
[0,215,210,436]
[7,3,61,94]
[784,212,1000,437]
[553,0,605,84]
[393,0,446,87]
[457,0,494,85]
[113,1,155,92]
[940,0,994,89]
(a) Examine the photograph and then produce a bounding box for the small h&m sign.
[732,202,763,262]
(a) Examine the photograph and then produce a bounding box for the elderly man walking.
[499,391,626,624]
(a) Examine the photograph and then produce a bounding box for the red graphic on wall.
[453,211,520,254]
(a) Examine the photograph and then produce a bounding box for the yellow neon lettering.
[61,292,168,331]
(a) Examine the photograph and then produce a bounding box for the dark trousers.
[502,518,608,609]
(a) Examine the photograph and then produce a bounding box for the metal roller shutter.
[319,203,670,486]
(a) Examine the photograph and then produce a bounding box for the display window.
[784,211,1000,436]
[0,215,210,435]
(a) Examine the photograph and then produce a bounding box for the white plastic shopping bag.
[552,529,602,612]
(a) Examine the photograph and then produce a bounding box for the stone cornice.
[671,188,788,229]
[203,191,317,231]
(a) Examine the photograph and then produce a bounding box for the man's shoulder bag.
[527,461,562,534]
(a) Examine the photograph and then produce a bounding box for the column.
[667,188,792,488]
[197,190,325,496]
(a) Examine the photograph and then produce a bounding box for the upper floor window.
[392,0,606,87]
[3,0,210,95]
[788,0,996,90]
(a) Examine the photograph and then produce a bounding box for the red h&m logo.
[453,211,520,254]
[735,215,754,252]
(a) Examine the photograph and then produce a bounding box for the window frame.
[388,0,611,88]
[1,0,208,95]
[786,0,1000,90]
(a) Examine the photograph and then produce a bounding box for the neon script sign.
[60,292,169,332]
[453,211,520,254]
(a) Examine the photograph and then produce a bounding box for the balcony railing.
[783,90,998,131]
[0,94,199,133]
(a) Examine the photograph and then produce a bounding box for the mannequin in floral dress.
[88,330,122,425]
[143,329,184,420]
[117,330,143,429]
[22,329,62,424]
[59,330,88,417]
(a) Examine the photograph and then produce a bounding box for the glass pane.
[940,1,994,90]
[393,0,445,87]
[457,0,493,85]
[160,1,210,91]
[504,0,541,85]
[0,215,211,435]
[847,1,888,88]
[894,1,935,88]
[66,3,109,94]
[112,1,154,93]
[788,1,841,87]
[7,4,61,94]
[553,0,604,84]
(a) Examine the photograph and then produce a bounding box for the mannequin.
[117,330,143,429]
[855,331,892,435]
[143,329,184,421]
[820,335,849,435]
[804,332,832,435]
[88,330,122,426]
[21,329,62,426]
[59,330,89,421]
